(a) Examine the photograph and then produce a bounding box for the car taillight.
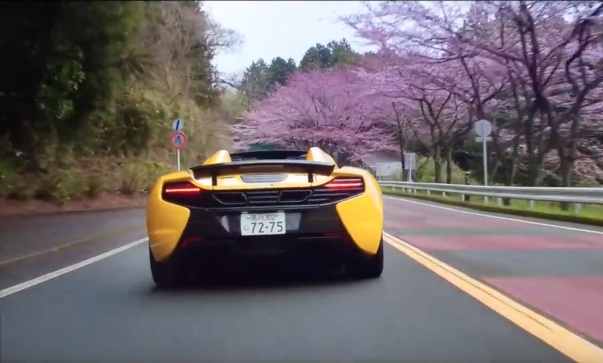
[164,182,201,194]
[162,182,202,203]
[323,178,364,191]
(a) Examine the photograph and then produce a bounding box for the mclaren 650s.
[146,147,384,288]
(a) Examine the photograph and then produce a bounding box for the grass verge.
[0,157,167,217]
[382,187,603,228]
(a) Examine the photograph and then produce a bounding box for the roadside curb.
[2,205,147,218]
[0,196,148,218]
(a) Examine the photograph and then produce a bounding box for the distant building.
[360,152,402,178]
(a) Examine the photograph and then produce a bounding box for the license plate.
[240,211,286,236]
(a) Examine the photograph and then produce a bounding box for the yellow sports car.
[146,147,384,288]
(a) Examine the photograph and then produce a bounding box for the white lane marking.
[384,195,603,235]
[0,237,148,299]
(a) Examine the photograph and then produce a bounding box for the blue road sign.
[172,118,184,132]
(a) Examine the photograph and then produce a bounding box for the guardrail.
[378,181,603,213]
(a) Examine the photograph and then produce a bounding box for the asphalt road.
[2,197,599,363]
[0,209,146,290]
[383,195,603,347]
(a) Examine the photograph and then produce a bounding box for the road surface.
[383,195,603,348]
[1,196,602,363]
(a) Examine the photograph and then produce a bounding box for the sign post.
[474,119,492,203]
[170,131,187,171]
[170,119,186,171]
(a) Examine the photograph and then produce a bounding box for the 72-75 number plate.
[240,211,286,236]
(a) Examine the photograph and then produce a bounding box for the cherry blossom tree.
[461,1,603,186]
[356,57,472,183]
[232,69,397,164]
[344,2,510,184]
[343,0,603,186]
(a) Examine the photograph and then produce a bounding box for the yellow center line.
[0,226,145,266]
[383,232,603,363]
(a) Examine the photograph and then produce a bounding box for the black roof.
[229,150,307,161]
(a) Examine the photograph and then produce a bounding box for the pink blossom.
[233,69,397,162]
[343,0,603,185]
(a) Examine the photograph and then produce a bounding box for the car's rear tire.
[349,237,384,279]
[149,247,185,289]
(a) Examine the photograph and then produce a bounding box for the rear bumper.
[179,234,363,270]
[162,204,366,264]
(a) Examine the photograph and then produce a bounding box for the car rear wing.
[190,160,336,186]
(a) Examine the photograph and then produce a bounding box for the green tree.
[267,57,297,88]
[0,1,240,201]
[239,59,271,105]
[239,57,298,106]
[299,38,358,71]
[0,1,145,154]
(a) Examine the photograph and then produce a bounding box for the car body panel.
[334,167,383,254]
[146,173,191,261]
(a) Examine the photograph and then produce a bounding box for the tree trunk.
[433,145,442,183]
[558,142,576,211]
[446,148,452,184]
[502,157,517,206]
[392,102,407,180]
